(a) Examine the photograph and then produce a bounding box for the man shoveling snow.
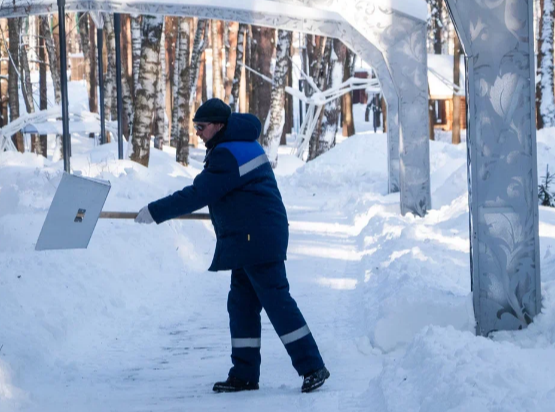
[135,98,330,393]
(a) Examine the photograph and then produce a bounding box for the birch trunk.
[0,20,8,127]
[211,20,223,100]
[104,14,115,127]
[130,15,163,167]
[281,41,293,145]
[538,0,555,128]
[230,23,246,112]
[153,26,166,150]
[307,37,330,161]
[41,16,61,105]
[316,39,343,158]
[170,28,181,143]
[240,26,250,113]
[8,17,23,152]
[224,22,238,103]
[261,29,291,168]
[175,17,191,164]
[188,19,208,148]
[35,18,47,156]
[131,15,141,93]
[20,27,34,114]
[165,16,178,143]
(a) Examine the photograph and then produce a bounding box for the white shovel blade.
[35,173,111,251]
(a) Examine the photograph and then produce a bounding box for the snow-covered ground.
[2,81,555,412]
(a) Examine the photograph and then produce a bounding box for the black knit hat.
[193,98,231,123]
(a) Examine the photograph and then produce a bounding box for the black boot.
[213,375,259,393]
[301,366,330,393]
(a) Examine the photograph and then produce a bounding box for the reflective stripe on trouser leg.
[244,261,325,376]
[228,267,263,383]
[280,325,311,345]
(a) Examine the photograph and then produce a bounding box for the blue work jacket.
[148,113,289,271]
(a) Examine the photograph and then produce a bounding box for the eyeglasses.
[193,123,212,132]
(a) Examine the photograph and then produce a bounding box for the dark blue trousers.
[227,261,324,383]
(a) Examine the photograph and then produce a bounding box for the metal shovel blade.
[35,173,111,251]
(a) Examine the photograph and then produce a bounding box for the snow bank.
[284,132,388,194]
[370,325,555,412]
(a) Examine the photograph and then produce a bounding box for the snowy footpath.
[2,125,555,411]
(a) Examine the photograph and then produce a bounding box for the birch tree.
[188,19,208,149]
[104,14,116,130]
[224,22,239,103]
[153,26,166,149]
[170,28,181,143]
[130,15,164,167]
[78,13,97,116]
[316,39,343,157]
[175,17,191,164]
[20,21,34,115]
[8,18,23,152]
[131,15,141,92]
[35,17,47,156]
[41,16,61,104]
[537,0,555,129]
[307,36,330,161]
[261,30,292,168]
[230,23,247,112]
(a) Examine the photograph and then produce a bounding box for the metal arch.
[444,0,541,336]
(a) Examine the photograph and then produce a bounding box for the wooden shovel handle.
[100,211,211,220]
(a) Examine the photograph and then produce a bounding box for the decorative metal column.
[114,13,123,159]
[97,27,106,145]
[56,0,71,172]
[445,0,541,336]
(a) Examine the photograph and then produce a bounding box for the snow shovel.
[35,173,210,251]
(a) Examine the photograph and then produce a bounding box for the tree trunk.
[281,44,293,146]
[78,13,94,115]
[342,47,356,137]
[8,18,23,152]
[35,18,48,156]
[103,14,115,130]
[315,39,343,158]
[0,20,7,128]
[175,17,191,164]
[230,23,247,112]
[87,16,98,115]
[188,19,208,149]
[131,15,141,93]
[211,20,223,100]
[224,22,239,103]
[153,25,166,150]
[307,36,330,161]
[20,24,34,115]
[170,28,181,143]
[130,15,164,167]
[452,32,461,145]
[41,15,61,105]
[538,0,555,128]
[250,26,275,134]
[381,96,387,133]
[261,30,291,167]
[121,14,132,138]
[165,16,178,143]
